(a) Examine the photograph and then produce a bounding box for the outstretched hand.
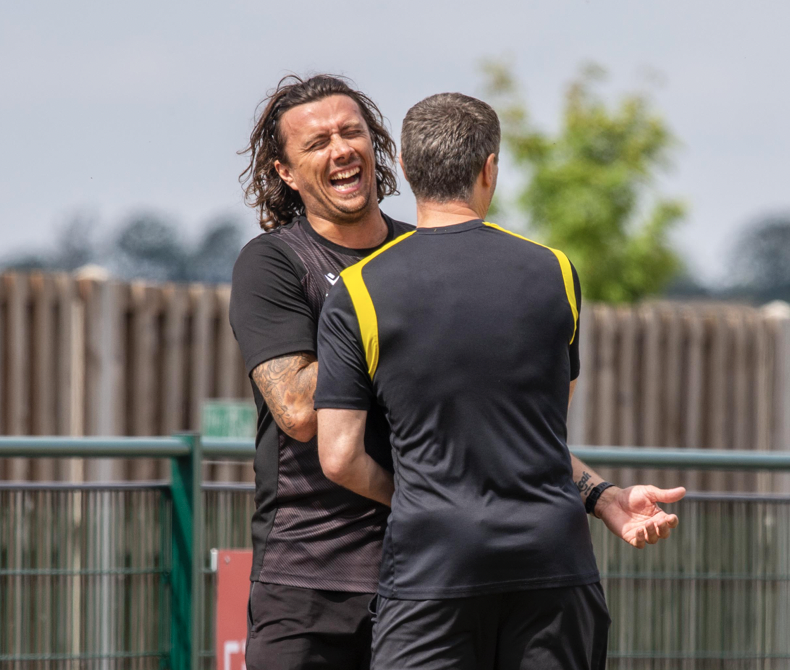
[596,485,686,549]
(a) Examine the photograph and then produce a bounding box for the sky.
[2,0,788,284]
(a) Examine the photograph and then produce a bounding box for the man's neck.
[415,200,484,229]
[307,207,389,249]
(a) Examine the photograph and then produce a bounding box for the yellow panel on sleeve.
[340,231,416,379]
[482,222,578,344]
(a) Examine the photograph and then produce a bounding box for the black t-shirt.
[229,213,413,592]
[315,219,599,599]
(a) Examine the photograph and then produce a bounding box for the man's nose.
[330,135,354,162]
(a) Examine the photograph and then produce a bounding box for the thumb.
[645,485,686,504]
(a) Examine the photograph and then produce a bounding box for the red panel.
[215,550,253,670]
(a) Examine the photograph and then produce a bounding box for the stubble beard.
[306,181,376,226]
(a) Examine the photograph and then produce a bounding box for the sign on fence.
[215,550,253,670]
[202,400,257,439]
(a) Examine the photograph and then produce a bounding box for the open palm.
[597,485,686,548]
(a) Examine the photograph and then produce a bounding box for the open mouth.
[329,166,362,193]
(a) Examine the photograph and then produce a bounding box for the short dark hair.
[239,74,399,230]
[400,93,500,203]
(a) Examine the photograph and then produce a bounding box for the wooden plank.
[753,315,772,493]
[130,283,160,480]
[161,284,189,434]
[639,304,662,487]
[567,306,590,447]
[615,307,637,487]
[189,284,216,431]
[79,275,122,481]
[130,282,156,436]
[215,286,238,399]
[590,305,617,484]
[5,274,31,481]
[662,305,689,494]
[663,305,683,448]
[55,275,75,437]
[682,308,705,492]
[730,310,751,492]
[707,309,731,492]
[214,286,241,482]
[593,305,617,446]
[639,304,662,447]
[54,275,86,482]
[30,273,56,481]
[112,283,129,441]
[762,302,790,493]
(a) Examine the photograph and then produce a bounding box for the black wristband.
[585,481,615,516]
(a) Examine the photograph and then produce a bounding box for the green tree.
[483,62,685,303]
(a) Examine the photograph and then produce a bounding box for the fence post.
[171,433,203,670]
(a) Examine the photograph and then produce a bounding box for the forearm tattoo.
[252,353,317,434]
[575,471,594,499]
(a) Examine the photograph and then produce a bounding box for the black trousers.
[370,582,610,670]
[245,581,374,670]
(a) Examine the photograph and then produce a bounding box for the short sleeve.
[314,277,375,410]
[569,262,582,380]
[229,236,316,375]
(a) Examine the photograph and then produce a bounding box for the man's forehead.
[280,95,366,138]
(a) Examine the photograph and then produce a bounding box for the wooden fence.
[0,270,252,483]
[568,301,790,492]
[1,271,789,490]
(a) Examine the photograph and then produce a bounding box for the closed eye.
[306,137,330,151]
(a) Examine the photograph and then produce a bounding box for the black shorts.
[370,582,610,670]
[245,581,374,670]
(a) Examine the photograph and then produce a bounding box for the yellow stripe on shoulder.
[482,222,579,344]
[340,230,416,379]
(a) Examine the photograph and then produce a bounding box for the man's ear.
[398,154,410,184]
[274,159,298,192]
[482,153,498,188]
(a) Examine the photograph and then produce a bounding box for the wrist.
[592,484,619,519]
[585,481,616,518]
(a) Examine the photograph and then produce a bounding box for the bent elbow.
[289,423,317,443]
[281,411,317,443]
[320,454,350,485]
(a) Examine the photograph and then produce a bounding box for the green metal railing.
[2,438,790,669]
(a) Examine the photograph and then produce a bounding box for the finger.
[646,486,686,504]
[653,513,677,538]
[657,521,671,539]
[631,527,646,549]
[644,522,660,544]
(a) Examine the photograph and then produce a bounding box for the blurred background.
[2,0,789,297]
[2,1,790,668]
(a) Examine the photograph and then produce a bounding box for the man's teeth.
[332,167,360,180]
[330,167,361,191]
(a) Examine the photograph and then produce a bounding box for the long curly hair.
[239,74,399,231]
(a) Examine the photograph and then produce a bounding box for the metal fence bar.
[0,436,188,458]
[170,433,203,670]
[4,437,790,470]
[571,446,790,470]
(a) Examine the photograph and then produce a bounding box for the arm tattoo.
[252,353,317,435]
[575,471,594,499]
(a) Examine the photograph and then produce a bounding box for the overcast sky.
[2,0,788,284]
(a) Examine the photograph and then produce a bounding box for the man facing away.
[315,92,686,670]
[230,74,412,670]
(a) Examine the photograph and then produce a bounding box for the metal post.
[170,433,203,670]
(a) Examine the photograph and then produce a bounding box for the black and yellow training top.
[314,218,600,600]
